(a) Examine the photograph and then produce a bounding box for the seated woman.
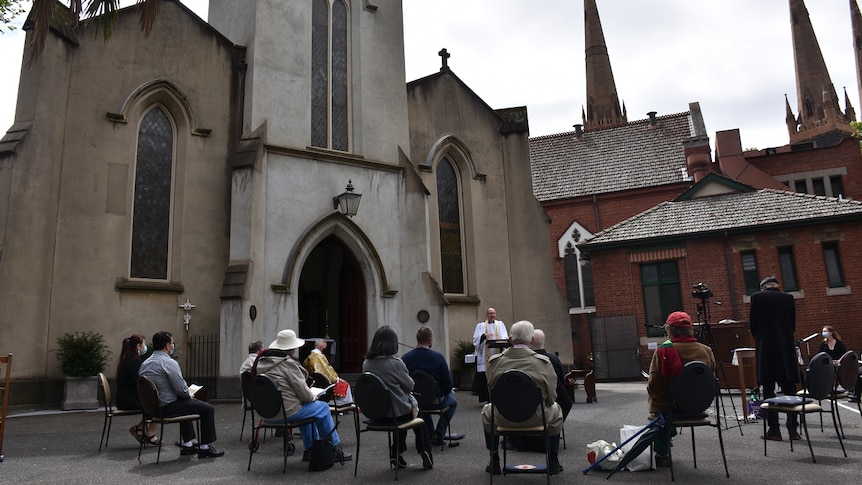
[818,325,847,360]
[362,326,433,471]
[253,329,350,463]
[303,339,354,404]
[116,334,159,445]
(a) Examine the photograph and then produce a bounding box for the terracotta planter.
[61,376,99,410]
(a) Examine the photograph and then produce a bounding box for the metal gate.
[590,315,641,380]
[187,334,219,399]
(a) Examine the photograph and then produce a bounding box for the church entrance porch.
[297,235,367,373]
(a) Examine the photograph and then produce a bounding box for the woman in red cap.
[646,311,715,467]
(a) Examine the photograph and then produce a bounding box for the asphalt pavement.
[2,381,860,484]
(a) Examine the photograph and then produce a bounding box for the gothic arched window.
[437,157,464,293]
[311,0,350,151]
[130,107,174,279]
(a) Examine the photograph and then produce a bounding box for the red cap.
[665,311,692,328]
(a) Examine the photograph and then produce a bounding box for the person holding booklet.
[253,329,351,463]
[138,331,224,458]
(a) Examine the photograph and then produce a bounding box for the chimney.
[647,111,658,126]
[573,124,583,138]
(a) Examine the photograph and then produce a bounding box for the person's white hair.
[531,329,546,350]
[510,320,535,345]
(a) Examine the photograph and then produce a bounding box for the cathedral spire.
[583,0,626,131]
[787,0,855,143]
[851,0,862,117]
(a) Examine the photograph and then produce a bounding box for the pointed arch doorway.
[298,235,367,373]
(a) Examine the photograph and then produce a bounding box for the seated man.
[481,320,564,475]
[239,340,263,375]
[302,339,353,404]
[531,329,572,419]
[255,329,351,463]
[646,311,715,468]
[138,331,224,459]
[401,326,459,447]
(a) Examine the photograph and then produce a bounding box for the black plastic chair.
[97,372,142,451]
[312,373,361,444]
[239,371,253,441]
[834,350,860,435]
[136,376,201,464]
[353,372,427,481]
[666,361,729,482]
[410,369,452,451]
[489,369,551,485]
[247,373,316,474]
[761,351,847,463]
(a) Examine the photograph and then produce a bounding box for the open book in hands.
[188,384,203,397]
[309,383,337,400]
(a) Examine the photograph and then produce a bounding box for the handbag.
[308,426,339,471]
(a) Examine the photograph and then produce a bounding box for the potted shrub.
[452,339,476,391]
[56,331,112,410]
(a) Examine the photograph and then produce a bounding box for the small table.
[732,348,756,422]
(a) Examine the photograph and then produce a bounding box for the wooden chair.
[666,361,729,482]
[564,369,596,403]
[353,372,427,481]
[246,374,317,474]
[97,372,142,451]
[136,375,202,464]
[0,353,11,463]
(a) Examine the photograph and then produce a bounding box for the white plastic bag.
[620,425,653,471]
[586,439,623,470]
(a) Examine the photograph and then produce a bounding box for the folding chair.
[489,369,551,485]
[240,371,253,440]
[312,373,360,443]
[761,352,847,463]
[0,353,11,463]
[136,375,202,464]
[97,372,142,451]
[410,369,453,450]
[666,361,729,482]
[247,373,316,474]
[353,372,427,481]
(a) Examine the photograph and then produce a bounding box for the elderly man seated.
[481,320,564,475]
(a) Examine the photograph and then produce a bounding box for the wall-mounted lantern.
[333,180,362,217]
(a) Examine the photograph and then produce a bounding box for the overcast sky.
[1,1,859,150]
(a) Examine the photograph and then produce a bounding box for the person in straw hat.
[254,329,351,463]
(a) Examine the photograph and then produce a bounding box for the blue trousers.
[266,400,340,450]
[423,392,458,437]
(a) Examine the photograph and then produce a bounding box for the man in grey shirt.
[139,331,224,458]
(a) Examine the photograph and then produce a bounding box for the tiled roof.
[579,189,862,250]
[529,112,693,201]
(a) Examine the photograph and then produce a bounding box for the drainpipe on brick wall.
[592,194,600,231]
[723,230,739,319]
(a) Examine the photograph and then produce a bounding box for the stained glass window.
[131,107,173,279]
[437,158,464,293]
[311,0,329,148]
[311,0,350,151]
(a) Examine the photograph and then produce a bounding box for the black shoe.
[788,430,802,441]
[762,428,782,441]
[335,446,352,463]
[549,461,564,475]
[849,396,861,403]
[486,459,502,475]
[390,455,407,469]
[655,454,672,468]
[197,445,224,459]
[302,448,313,462]
[421,451,434,470]
[179,444,199,456]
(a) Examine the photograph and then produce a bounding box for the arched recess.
[276,211,394,298]
[107,78,211,137]
[426,134,479,298]
[558,220,595,311]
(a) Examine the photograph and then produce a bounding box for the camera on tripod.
[691,282,713,299]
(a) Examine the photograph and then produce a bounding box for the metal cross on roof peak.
[438,48,450,71]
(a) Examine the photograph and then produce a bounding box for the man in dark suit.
[481,321,564,475]
[531,329,573,420]
[750,275,800,441]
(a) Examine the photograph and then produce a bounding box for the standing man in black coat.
[749,275,800,441]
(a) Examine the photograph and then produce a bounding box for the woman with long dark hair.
[116,334,159,445]
[362,326,433,470]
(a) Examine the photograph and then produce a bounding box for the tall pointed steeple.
[851,0,862,115]
[787,0,855,143]
[583,0,626,131]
